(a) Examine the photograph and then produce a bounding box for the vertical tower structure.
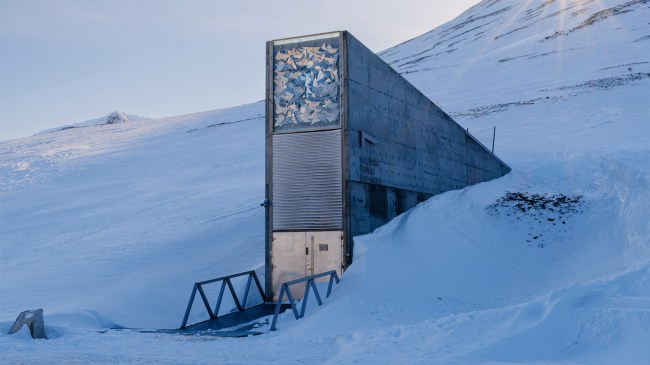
[265,31,510,300]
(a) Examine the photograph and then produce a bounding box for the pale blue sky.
[1,0,479,140]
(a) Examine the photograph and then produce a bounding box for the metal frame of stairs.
[180,270,340,333]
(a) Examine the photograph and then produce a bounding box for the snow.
[34,111,150,136]
[1,0,649,363]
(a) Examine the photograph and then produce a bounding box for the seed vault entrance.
[265,33,346,301]
[264,31,511,301]
[271,231,342,299]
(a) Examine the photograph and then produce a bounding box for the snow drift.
[1,0,649,363]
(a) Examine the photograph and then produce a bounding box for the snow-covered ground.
[1,0,649,363]
[34,111,151,136]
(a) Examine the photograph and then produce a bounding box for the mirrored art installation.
[273,39,340,132]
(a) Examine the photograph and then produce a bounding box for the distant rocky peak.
[103,111,129,125]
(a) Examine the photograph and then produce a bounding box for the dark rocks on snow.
[104,111,129,125]
[488,191,584,248]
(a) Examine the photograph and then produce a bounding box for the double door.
[271,231,343,300]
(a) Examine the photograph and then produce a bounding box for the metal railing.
[467,126,496,153]
[270,270,340,331]
[180,270,265,329]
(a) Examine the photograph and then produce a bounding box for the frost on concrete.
[273,39,340,132]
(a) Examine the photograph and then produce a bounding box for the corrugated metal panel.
[272,129,342,230]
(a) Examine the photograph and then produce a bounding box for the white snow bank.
[1,0,649,363]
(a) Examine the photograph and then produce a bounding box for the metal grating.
[272,129,342,230]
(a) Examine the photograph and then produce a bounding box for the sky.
[0,0,480,141]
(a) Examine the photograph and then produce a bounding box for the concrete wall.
[342,32,510,258]
[265,31,511,286]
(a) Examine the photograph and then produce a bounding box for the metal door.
[306,231,343,282]
[271,230,343,300]
[271,232,307,301]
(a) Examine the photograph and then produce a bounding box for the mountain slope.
[382,0,649,118]
[35,111,151,135]
[0,102,265,328]
[1,0,649,363]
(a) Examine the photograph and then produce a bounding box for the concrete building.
[264,31,510,300]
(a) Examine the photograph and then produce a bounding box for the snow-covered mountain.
[1,0,648,363]
[35,111,150,135]
[382,0,649,118]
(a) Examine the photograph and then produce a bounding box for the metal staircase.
[179,270,340,336]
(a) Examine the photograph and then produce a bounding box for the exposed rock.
[487,191,584,248]
[8,309,48,339]
[104,111,129,125]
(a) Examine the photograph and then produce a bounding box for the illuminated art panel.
[273,35,340,132]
